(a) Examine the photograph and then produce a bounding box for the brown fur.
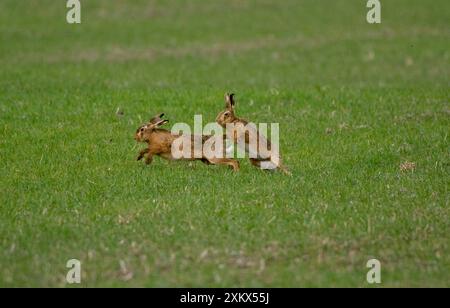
[135,113,239,171]
[216,94,291,175]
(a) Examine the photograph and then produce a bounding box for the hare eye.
[140,128,144,132]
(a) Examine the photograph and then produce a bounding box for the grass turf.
[0,0,449,287]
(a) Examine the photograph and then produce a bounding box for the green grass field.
[0,0,449,287]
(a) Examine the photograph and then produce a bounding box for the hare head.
[134,113,169,142]
[216,93,237,127]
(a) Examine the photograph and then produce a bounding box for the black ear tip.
[229,93,235,105]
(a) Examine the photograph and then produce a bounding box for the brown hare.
[135,113,240,171]
[216,93,291,175]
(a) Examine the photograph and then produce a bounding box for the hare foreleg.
[137,148,149,161]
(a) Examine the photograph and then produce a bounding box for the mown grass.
[0,0,449,287]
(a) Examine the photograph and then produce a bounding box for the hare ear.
[155,119,169,127]
[225,93,235,110]
[149,113,165,124]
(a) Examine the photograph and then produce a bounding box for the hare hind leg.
[200,158,212,165]
[249,158,263,168]
[208,158,240,171]
[250,158,276,171]
[277,164,292,176]
[250,158,291,175]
